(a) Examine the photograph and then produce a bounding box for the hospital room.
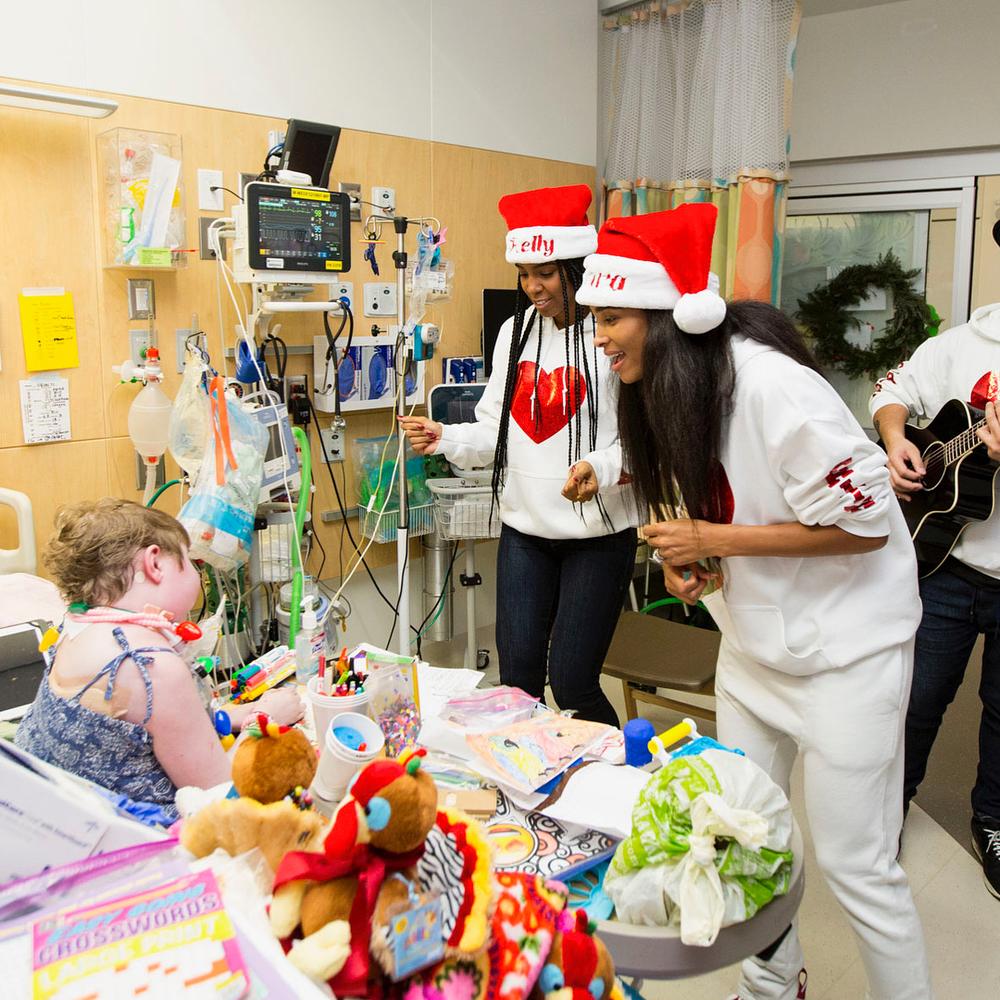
[1,2,998,997]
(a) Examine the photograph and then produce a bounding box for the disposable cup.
[312,711,384,802]
[306,676,370,745]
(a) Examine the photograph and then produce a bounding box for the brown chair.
[603,607,720,723]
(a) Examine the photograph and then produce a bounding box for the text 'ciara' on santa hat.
[575,203,727,334]
[498,184,598,265]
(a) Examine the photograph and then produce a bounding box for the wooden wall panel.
[0,75,595,578]
[0,108,107,448]
[0,441,110,568]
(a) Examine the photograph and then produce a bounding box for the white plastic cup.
[312,711,384,802]
[306,676,371,744]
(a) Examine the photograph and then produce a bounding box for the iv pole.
[392,216,410,656]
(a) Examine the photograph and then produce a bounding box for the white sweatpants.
[715,637,933,1000]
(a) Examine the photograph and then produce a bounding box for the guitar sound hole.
[921,441,948,490]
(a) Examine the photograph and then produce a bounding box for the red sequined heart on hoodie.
[510,361,586,444]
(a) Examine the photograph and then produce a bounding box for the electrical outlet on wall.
[339,182,362,221]
[372,186,395,215]
[284,374,311,426]
[330,281,354,312]
[319,424,345,463]
[363,282,397,317]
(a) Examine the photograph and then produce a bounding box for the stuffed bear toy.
[180,712,324,872]
[533,909,616,1000]
[270,746,440,995]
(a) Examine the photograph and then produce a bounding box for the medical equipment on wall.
[241,388,300,494]
[211,148,453,654]
[312,334,426,413]
[279,119,342,189]
[97,128,186,269]
[232,182,351,283]
[112,347,173,505]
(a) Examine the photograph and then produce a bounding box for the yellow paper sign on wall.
[18,289,80,371]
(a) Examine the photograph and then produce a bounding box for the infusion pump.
[233,181,352,284]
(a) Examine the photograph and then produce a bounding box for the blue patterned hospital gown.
[15,627,182,819]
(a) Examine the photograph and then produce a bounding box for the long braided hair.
[490,259,612,529]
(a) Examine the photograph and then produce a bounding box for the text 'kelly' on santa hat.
[498,184,598,265]
[575,203,726,334]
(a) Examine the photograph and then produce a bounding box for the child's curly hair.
[44,498,191,607]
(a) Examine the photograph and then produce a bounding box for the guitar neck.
[944,416,987,465]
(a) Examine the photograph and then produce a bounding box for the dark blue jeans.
[495,524,637,728]
[904,566,1000,819]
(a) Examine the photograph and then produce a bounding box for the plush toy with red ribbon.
[270,747,439,996]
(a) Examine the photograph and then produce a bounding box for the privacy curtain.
[599,0,801,304]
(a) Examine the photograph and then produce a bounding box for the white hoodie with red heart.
[436,309,638,539]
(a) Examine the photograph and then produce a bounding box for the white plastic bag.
[178,378,268,571]
[605,748,793,947]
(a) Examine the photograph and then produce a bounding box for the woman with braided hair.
[400,185,638,726]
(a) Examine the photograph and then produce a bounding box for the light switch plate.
[127,279,155,320]
[197,168,224,211]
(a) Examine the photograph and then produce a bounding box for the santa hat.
[498,184,598,264]
[575,203,727,334]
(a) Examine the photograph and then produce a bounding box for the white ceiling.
[799,0,903,16]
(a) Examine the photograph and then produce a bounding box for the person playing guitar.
[870,303,1000,900]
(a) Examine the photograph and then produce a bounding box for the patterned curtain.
[600,0,801,305]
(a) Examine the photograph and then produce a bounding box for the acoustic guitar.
[885,399,999,578]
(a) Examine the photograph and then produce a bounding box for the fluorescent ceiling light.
[0,83,117,118]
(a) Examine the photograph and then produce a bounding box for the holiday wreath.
[795,250,933,379]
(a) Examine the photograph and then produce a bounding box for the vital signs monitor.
[234,181,352,283]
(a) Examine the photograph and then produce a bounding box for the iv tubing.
[145,478,182,508]
[287,425,312,646]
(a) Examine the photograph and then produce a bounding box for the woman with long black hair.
[573,204,932,1000]
[400,185,637,726]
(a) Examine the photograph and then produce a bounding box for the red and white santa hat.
[576,203,726,334]
[498,184,598,264]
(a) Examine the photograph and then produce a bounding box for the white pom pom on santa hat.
[576,203,726,334]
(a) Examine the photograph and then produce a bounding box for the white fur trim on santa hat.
[505,225,598,264]
[672,288,727,334]
[575,254,680,309]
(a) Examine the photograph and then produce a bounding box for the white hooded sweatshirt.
[436,309,638,539]
[717,336,921,675]
[869,302,1000,579]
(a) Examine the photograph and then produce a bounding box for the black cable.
[309,487,327,583]
[414,542,460,659]
[337,459,348,582]
[209,185,243,201]
[305,394,418,634]
[262,334,287,395]
[258,143,283,182]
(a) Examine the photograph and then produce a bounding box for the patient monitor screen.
[246,183,351,275]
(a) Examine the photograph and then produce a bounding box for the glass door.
[782,185,974,428]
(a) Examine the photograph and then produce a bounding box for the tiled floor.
[421,626,1000,999]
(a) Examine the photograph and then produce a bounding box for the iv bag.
[169,346,210,479]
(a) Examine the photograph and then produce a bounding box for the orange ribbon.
[208,376,238,486]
